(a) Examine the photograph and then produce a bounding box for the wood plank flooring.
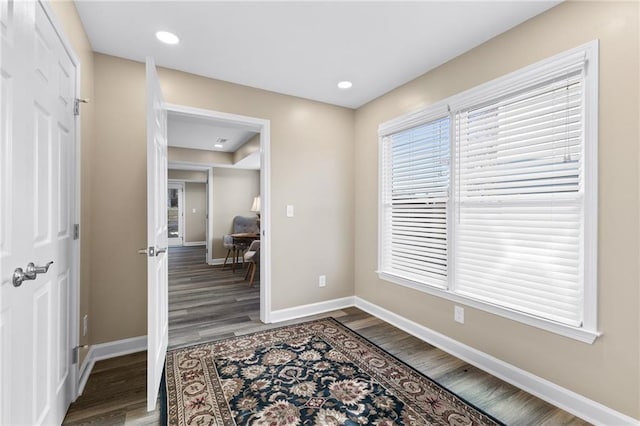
[63,246,590,425]
[167,246,261,349]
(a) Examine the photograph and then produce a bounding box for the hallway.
[168,245,260,349]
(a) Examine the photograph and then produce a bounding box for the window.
[380,115,450,288]
[378,41,598,342]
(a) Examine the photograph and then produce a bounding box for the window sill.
[376,271,601,344]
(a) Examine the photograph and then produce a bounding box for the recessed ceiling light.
[156,31,179,45]
[214,143,224,148]
[337,81,353,90]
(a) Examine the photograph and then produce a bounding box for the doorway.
[167,182,184,246]
[164,103,271,350]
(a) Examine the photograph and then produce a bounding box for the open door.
[145,57,168,411]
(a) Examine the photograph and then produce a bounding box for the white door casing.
[0,1,78,424]
[164,103,271,322]
[167,182,184,246]
[145,57,169,412]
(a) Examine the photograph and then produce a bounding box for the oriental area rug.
[165,318,503,426]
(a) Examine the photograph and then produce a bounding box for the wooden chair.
[243,240,260,286]
[222,216,258,268]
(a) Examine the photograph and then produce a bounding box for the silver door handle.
[156,247,167,256]
[13,261,54,287]
[138,247,154,256]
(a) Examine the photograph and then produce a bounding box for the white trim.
[163,103,272,325]
[168,178,207,184]
[165,103,266,132]
[269,297,355,323]
[77,353,93,397]
[77,336,147,396]
[168,182,184,247]
[354,297,638,426]
[183,241,206,247]
[447,41,595,112]
[259,122,271,323]
[207,168,214,265]
[39,0,82,402]
[377,271,599,344]
[207,257,236,266]
[581,40,599,332]
[378,101,449,136]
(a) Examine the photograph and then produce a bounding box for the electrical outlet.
[192,208,196,213]
[83,314,88,336]
[319,275,326,287]
[454,306,464,324]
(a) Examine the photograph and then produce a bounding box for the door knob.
[155,247,167,256]
[13,261,54,287]
[138,247,154,256]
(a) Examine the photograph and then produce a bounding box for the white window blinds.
[454,70,585,327]
[378,41,597,339]
[380,117,450,288]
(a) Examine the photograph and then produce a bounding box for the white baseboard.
[77,335,147,396]
[183,241,206,247]
[269,296,355,323]
[353,297,638,426]
[208,257,224,265]
[73,298,638,425]
[208,257,233,266]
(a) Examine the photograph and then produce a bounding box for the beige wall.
[160,64,356,310]
[184,183,206,243]
[89,53,355,342]
[168,169,207,181]
[354,1,639,418]
[169,146,232,166]
[52,0,639,418]
[89,54,149,342]
[233,134,260,164]
[211,168,260,259]
[50,0,94,364]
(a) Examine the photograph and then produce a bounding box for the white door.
[167,182,184,246]
[145,57,169,412]
[0,1,77,424]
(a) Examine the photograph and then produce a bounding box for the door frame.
[167,182,185,246]
[37,1,81,401]
[165,103,272,322]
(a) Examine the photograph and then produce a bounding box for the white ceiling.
[167,111,257,153]
[74,1,561,109]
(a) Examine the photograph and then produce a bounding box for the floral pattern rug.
[165,318,503,425]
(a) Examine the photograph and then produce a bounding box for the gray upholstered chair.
[222,216,259,268]
[243,239,260,286]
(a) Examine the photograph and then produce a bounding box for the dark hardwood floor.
[167,245,261,349]
[63,246,589,425]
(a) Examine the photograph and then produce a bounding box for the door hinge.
[74,98,89,116]
[72,345,89,365]
[74,224,80,240]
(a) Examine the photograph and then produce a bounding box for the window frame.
[377,40,599,343]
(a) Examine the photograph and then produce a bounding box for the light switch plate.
[286,205,294,217]
[454,306,464,324]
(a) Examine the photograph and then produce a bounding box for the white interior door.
[167,182,184,246]
[0,1,77,424]
[145,57,169,412]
